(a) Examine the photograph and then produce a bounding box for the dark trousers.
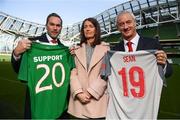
[68,114,105,119]
[58,110,70,119]
[24,87,31,119]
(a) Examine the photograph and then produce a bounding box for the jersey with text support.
[101,50,164,120]
[18,42,75,119]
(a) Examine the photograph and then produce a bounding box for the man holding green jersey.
[11,13,74,119]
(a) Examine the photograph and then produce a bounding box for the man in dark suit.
[112,11,172,78]
[11,13,69,118]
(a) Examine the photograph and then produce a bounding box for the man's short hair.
[46,13,63,26]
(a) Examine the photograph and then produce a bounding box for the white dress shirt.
[123,33,140,52]
[46,34,58,45]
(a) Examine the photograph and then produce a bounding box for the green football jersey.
[18,42,75,119]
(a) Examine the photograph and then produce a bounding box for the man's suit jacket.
[111,36,173,78]
[11,33,61,73]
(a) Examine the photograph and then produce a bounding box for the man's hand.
[69,46,75,55]
[69,45,79,55]
[14,39,32,57]
[155,50,167,65]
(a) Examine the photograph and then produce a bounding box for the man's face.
[46,16,62,39]
[117,13,137,41]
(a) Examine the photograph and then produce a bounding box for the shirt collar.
[46,33,58,44]
[123,33,140,46]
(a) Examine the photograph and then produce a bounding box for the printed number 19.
[118,66,144,98]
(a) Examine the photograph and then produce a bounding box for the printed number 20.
[36,62,65,94]
[118,66,144,98]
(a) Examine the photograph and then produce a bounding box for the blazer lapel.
[57,39,61,45]
[136,37,144,50]
[75,44,87,71]
[116,36,145,51]
[39,33,49,43]
[29,33,49,43]
[88,44,106,73]
[119,41,125,51]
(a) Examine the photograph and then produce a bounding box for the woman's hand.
[76,92,91,104]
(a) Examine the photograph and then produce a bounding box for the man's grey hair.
[116,11,136,25]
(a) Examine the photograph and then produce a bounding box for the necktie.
[51,39,58,44]
[127,41,133,52]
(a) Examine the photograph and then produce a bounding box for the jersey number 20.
[35,62,65,94]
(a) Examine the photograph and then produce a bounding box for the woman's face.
[83,20,96,40]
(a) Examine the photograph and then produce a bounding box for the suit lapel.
[39,33,49,43]
[115,36,145,51]
[75,44,87,71]
[39,33,61,44]
[29,33,49,43]
[57,39,61,45]
[75,43,107,72]
[119,41,125,51]
[88,44,105,73]
[119,36,145,51]
[136,37,144,50]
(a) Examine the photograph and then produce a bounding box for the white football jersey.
[101,50,164,120]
